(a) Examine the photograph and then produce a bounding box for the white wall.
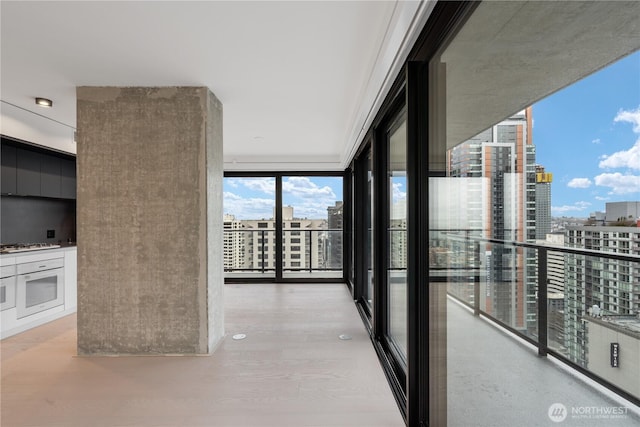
[1,102,76,154]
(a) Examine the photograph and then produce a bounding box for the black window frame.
[224,171,347,283]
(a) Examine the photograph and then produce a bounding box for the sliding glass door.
[354,146,374,314]
[351,97,409,414]
[387,110,408,359]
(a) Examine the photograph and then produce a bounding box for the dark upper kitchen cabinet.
[60,158,76,199]
[1,144,17,194]
[41,155,61,198]
[1,139,76,199]
[16,148,42,196]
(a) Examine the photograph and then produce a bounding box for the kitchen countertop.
[0,244,77,263]
[55,242,78,249]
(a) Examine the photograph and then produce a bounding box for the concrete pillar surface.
[76,86,223,355]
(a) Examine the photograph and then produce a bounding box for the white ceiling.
[0,0,431,170]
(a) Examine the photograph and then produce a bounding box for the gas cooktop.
[0,243,61,254]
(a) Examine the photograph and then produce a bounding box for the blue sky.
[533,49,640,217]
[224,176,343,220]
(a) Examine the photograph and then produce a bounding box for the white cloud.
[224,177,341,220]
[282,177,336,199]
[614,107,640,133]
[242,178,276,194]
[598,140,640,170]
[599,107,640,170]
[392,182,406,202]
[223,193,275,220]
[594,196,610,201]
[567,178,592,188]
[551,201,592,214]
[226,178,275,195]
[594,172,640,195]
[592,138,601,144]
[281,177,340,219]
[287,202,332,219]
[223,191,241,200]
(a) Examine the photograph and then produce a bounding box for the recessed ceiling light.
[35,97,53,107]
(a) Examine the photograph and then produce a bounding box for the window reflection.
[388,113,407,358]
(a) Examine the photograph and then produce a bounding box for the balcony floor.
[448,297,640,426]
[1,283,403,427]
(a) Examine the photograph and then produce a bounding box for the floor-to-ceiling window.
[281,175,344,279]
[224,173,344,282]
[223,176,276,279]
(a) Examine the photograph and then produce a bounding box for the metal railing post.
[474,238,480,316]
[261,230,265,274]
[309,229,313,273]
[538,247,548,357]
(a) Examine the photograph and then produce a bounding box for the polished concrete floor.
[1,283,404,427]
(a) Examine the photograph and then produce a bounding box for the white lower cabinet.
[1,247,77,339]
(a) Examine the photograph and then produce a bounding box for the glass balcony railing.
[431,230,640,405]
[223,228,343,277]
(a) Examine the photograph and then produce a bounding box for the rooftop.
[584,315,640,338]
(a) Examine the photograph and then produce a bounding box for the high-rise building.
[537,233,567,350]
[544,234,567,295]
[327,201,344,270]
[390,201,407,270]
[604,201,640,225]
[447,108,537,333]
[535,166,553,240]
[242,219,327,272]
[564,223,640,366]
[223,214,246,271]
[224,207,333,273]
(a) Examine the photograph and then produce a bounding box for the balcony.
[447,298,640,426]
[434,230,640,409]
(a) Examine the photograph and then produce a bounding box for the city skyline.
[533,49,640,217]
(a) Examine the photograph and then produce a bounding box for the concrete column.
[76,87,224,355]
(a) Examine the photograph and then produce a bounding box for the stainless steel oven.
[16,257,64,318]
[1,264,17,311]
